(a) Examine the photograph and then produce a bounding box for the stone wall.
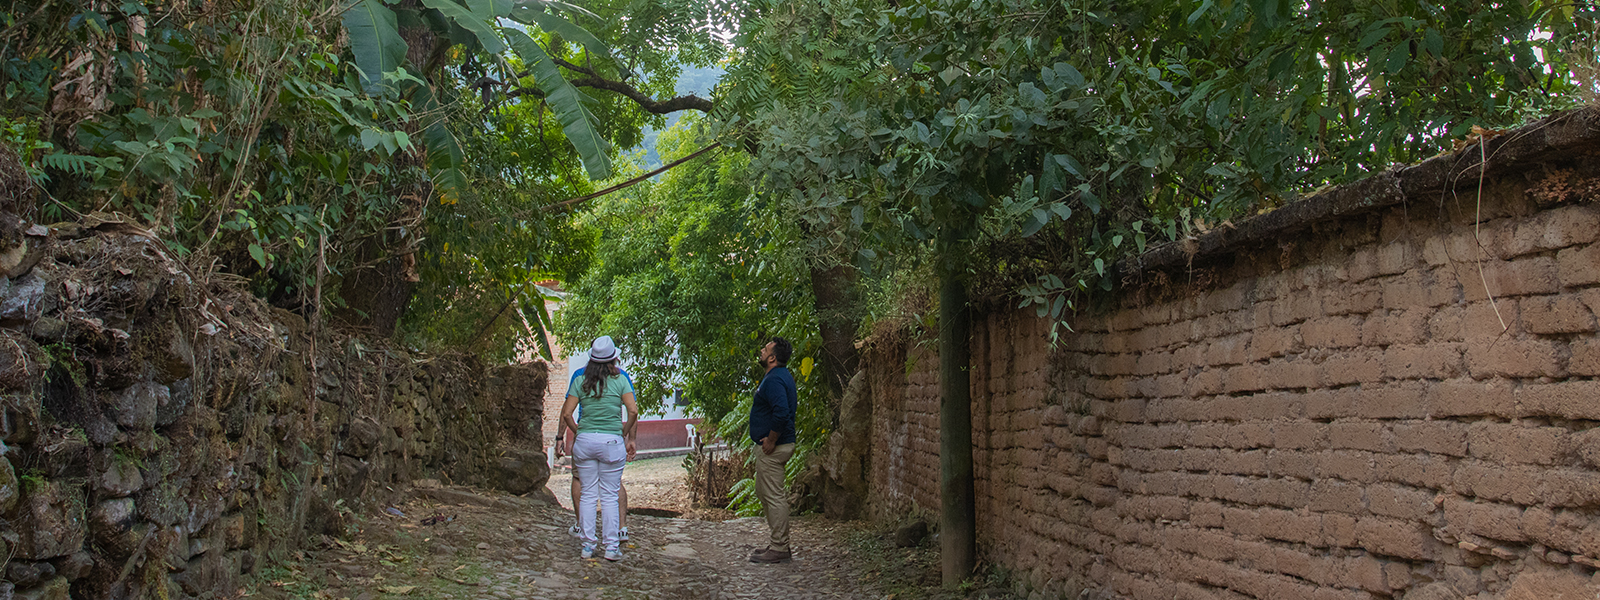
[861,109,1600,599]
[0,228,550,600]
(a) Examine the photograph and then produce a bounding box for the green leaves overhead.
[510,6,615,61]
[341,0,409,93]
[421,0,507,54]
[504,28,614,180]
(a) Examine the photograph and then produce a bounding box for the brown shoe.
[749,548,792,564]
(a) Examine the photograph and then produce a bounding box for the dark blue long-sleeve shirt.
[749,366,797,445]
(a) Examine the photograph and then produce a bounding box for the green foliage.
[554,117,823,426]
[722,0,1596,333]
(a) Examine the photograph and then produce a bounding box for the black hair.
[582,360,619,397]
[770,336,792,367]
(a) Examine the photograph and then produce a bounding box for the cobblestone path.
[246,486,898,600]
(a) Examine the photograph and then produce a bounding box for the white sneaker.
[619,527,629,542]
[580,544,596,559]
[603,548,622,561]
[568,524,582,539]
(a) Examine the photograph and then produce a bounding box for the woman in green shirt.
[559,336,638,561]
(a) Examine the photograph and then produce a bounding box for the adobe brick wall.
[861,109,1600,599]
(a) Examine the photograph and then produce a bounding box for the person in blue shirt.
[556,367,634,541]
[748,336,798,564]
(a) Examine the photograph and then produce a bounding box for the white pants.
[573,432,626,551]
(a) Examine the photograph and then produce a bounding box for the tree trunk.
[809,262,861,422]
[938,225,975,587]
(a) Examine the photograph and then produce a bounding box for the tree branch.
[545,57,714,114]
[545,143,721,211]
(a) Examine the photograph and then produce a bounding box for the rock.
[13,480,87,560]
[156,378,191,427]
[1505,569,1598,600]
[344,416,381,458]
[0,274,45,321]
[495,448,550,495]
[221,512,246,550]
[144,320,193,384]
[28,317,65,341]
[12,577,67,600]
[893,519,928,548]
[48,552,91,581]
[5,562,54,587]
[0,329,42,391]
[89,498,136,553]
[39,435,88,479]
[93,452,143,497]
[0,456,18,514]
[138,478,188,527]
[0,582,13,600]
[109,381,166,431]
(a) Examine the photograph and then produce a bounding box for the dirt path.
[245,477,903,600]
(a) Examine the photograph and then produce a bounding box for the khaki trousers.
[754,442,796,552]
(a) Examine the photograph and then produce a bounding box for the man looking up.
[749,337,798,564]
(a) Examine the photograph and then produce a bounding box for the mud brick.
[1135,352,1175,376]
[1330,422,1392,453]
[1343,554,1389,593]
[1348,246,1381,282]
[1366,483,1437,521]
[1383,270,1458,309]
[1422,235,1451,266]
[1376,241,1415,275]
[1427,378,1515,418]
[1322,513,1360,547]
[1428,304,1465,342]
[1355,516,1438,560]
[1505,204,1600,257]
[1324,281,1384,316]
[1514,379,1600,420]
[1309,479,1367,514]
[1322,352,1384,387]
[1443,498,1526,542]
[1267,449,1318,479]
[1464,339,1563,379]
[1249,326,1303,360]
[1452,461,1543,505]
[1258,476,1312,507]
[1221,506,1261,538]
[1376,453,1454,490]
[1519,294,1597,334]
[1213,476,1257,505]
[1224,422,1274,449]
[1381,343,1465,380]
[1362,310,1430,346]
[1305,388,1360,419]
[1538,468,1600,508]
[1259,508,1323,545]
[1318,451,1378,484]
[1269,361,1321,390]
[1185,368,1225,396]
[1463,257,1559,300]
[1304,316,1365,348]
[1571,340,1600,377]
[1392,421,1469,456]
[1557,242,1600,287]
[1356,383,1430,420]
[1460,299,1521,339]
[1222,364,1268,394]
[1205,334,1252,367]
[1217,449,1269,476]
[1274,421,1329,450]
[1467,422,1566,465]
[1272,293,1321,326]
[1189,423,1228,448]
[1190,500,1225,528]
[1178,448,1223,472]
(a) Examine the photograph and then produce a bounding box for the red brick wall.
[862,116,1600,598]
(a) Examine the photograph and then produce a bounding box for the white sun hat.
[589,336,619,363]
